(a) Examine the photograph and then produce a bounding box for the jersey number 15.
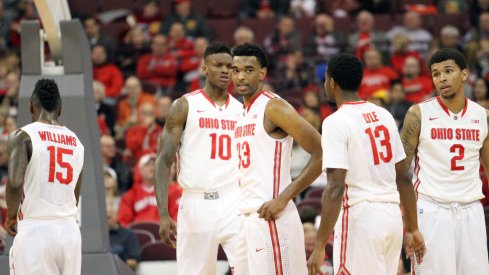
[47,146,74,185]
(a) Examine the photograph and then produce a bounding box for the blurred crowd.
[0,0,489,273]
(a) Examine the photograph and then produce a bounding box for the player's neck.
[336,91,361,106]
[203,86,228,106]
[37,111,60,125]
[439,92,466,114]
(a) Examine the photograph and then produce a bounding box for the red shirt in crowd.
[402,75,433,103]
[124,124,162,161]
[93,64,124,98]
[118,184,159,227]
[358,66,399,99]
[137,53,178,88]
[391,51,421,74]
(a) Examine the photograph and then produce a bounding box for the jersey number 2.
[450,144,464,171]
[47,146,74,185]
[365,125,393,165]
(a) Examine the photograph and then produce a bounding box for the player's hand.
[5,217,17,237]
[159,215,177,248]
[257,197,287,221]
[307,247,326,275]
[404,228,426,264]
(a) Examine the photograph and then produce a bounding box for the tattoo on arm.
[154,98,187,217]
[401,106,421,168]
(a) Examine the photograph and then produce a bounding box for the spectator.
[0,71,19,117]
[92,44,125,102]
[387,11,433,59]
[271,50,318,96]
[470,0,489,27]
[472,77,489,108]
[116,76,157,134]
[439,0,467,14]
[299,87,333,120]
[401,56,434,103]
[179,36,208,92]
[101,135,133,193]
[124,103,162,162]
[104,167,119,206]
[233,26,255,46]
[117,26,151,76]
[390,33,422,74]
[8,0,37,49]
[155,95,173,127]
[290,0,317,18]
[465,12,489,69]
[387,80,412,130]
[108,201,140,270]
[126,0,162,37]
[348,10,389,61]
[84,17,117,61]
[118,153,160,227]
[93,80,115,135]
[358,48,399,100]
[0,1,10,52]
[304,13,345,65]
[137,34,178,94]
[298,206,318,224]
[439,25,463,52]
[263,16,302,68]
[477,37,489,77]
[167,22,195,59]
[239,0,290,18]
[160,0,212,39]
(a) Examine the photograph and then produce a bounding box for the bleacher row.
[70,0,471,46]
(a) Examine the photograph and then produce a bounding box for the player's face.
[203,53,232,90]
[231,56,266,97]
[431,59,467,100]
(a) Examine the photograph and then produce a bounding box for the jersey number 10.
[365,125,393,165]
[47,146,74,185]
[210,133,231,160]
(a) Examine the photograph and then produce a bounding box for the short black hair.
[327,53,363,91]
[31,79,62,112]
[232,43,268,68]
[203,42,231,60]
[429,48,467,71]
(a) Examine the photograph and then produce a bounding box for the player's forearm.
[154,154,172,217]
[279,152,322,202]
[6,184,22,220]
[315,183,344,247]
[397,178,419,232]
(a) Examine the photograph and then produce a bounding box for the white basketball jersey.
[18,122,84,221]
[177,89,242,190]
[234,91,293,213]
[322,101,405,207]
[415,97,487,203]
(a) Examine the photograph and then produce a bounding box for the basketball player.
[154,43,242,274]
[231,43,322,274]
[5,79,84,275]
[306,53,425,275]
[402,48,489,274]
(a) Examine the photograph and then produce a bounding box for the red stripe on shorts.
[268,220,283,275]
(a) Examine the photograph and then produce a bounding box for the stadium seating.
[128,221,161,240]
[133,229,155,247]
[140,241,176,261]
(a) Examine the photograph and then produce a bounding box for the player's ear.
[259,67,267,81]
[201,64,207,75]
[461,68,468,82]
